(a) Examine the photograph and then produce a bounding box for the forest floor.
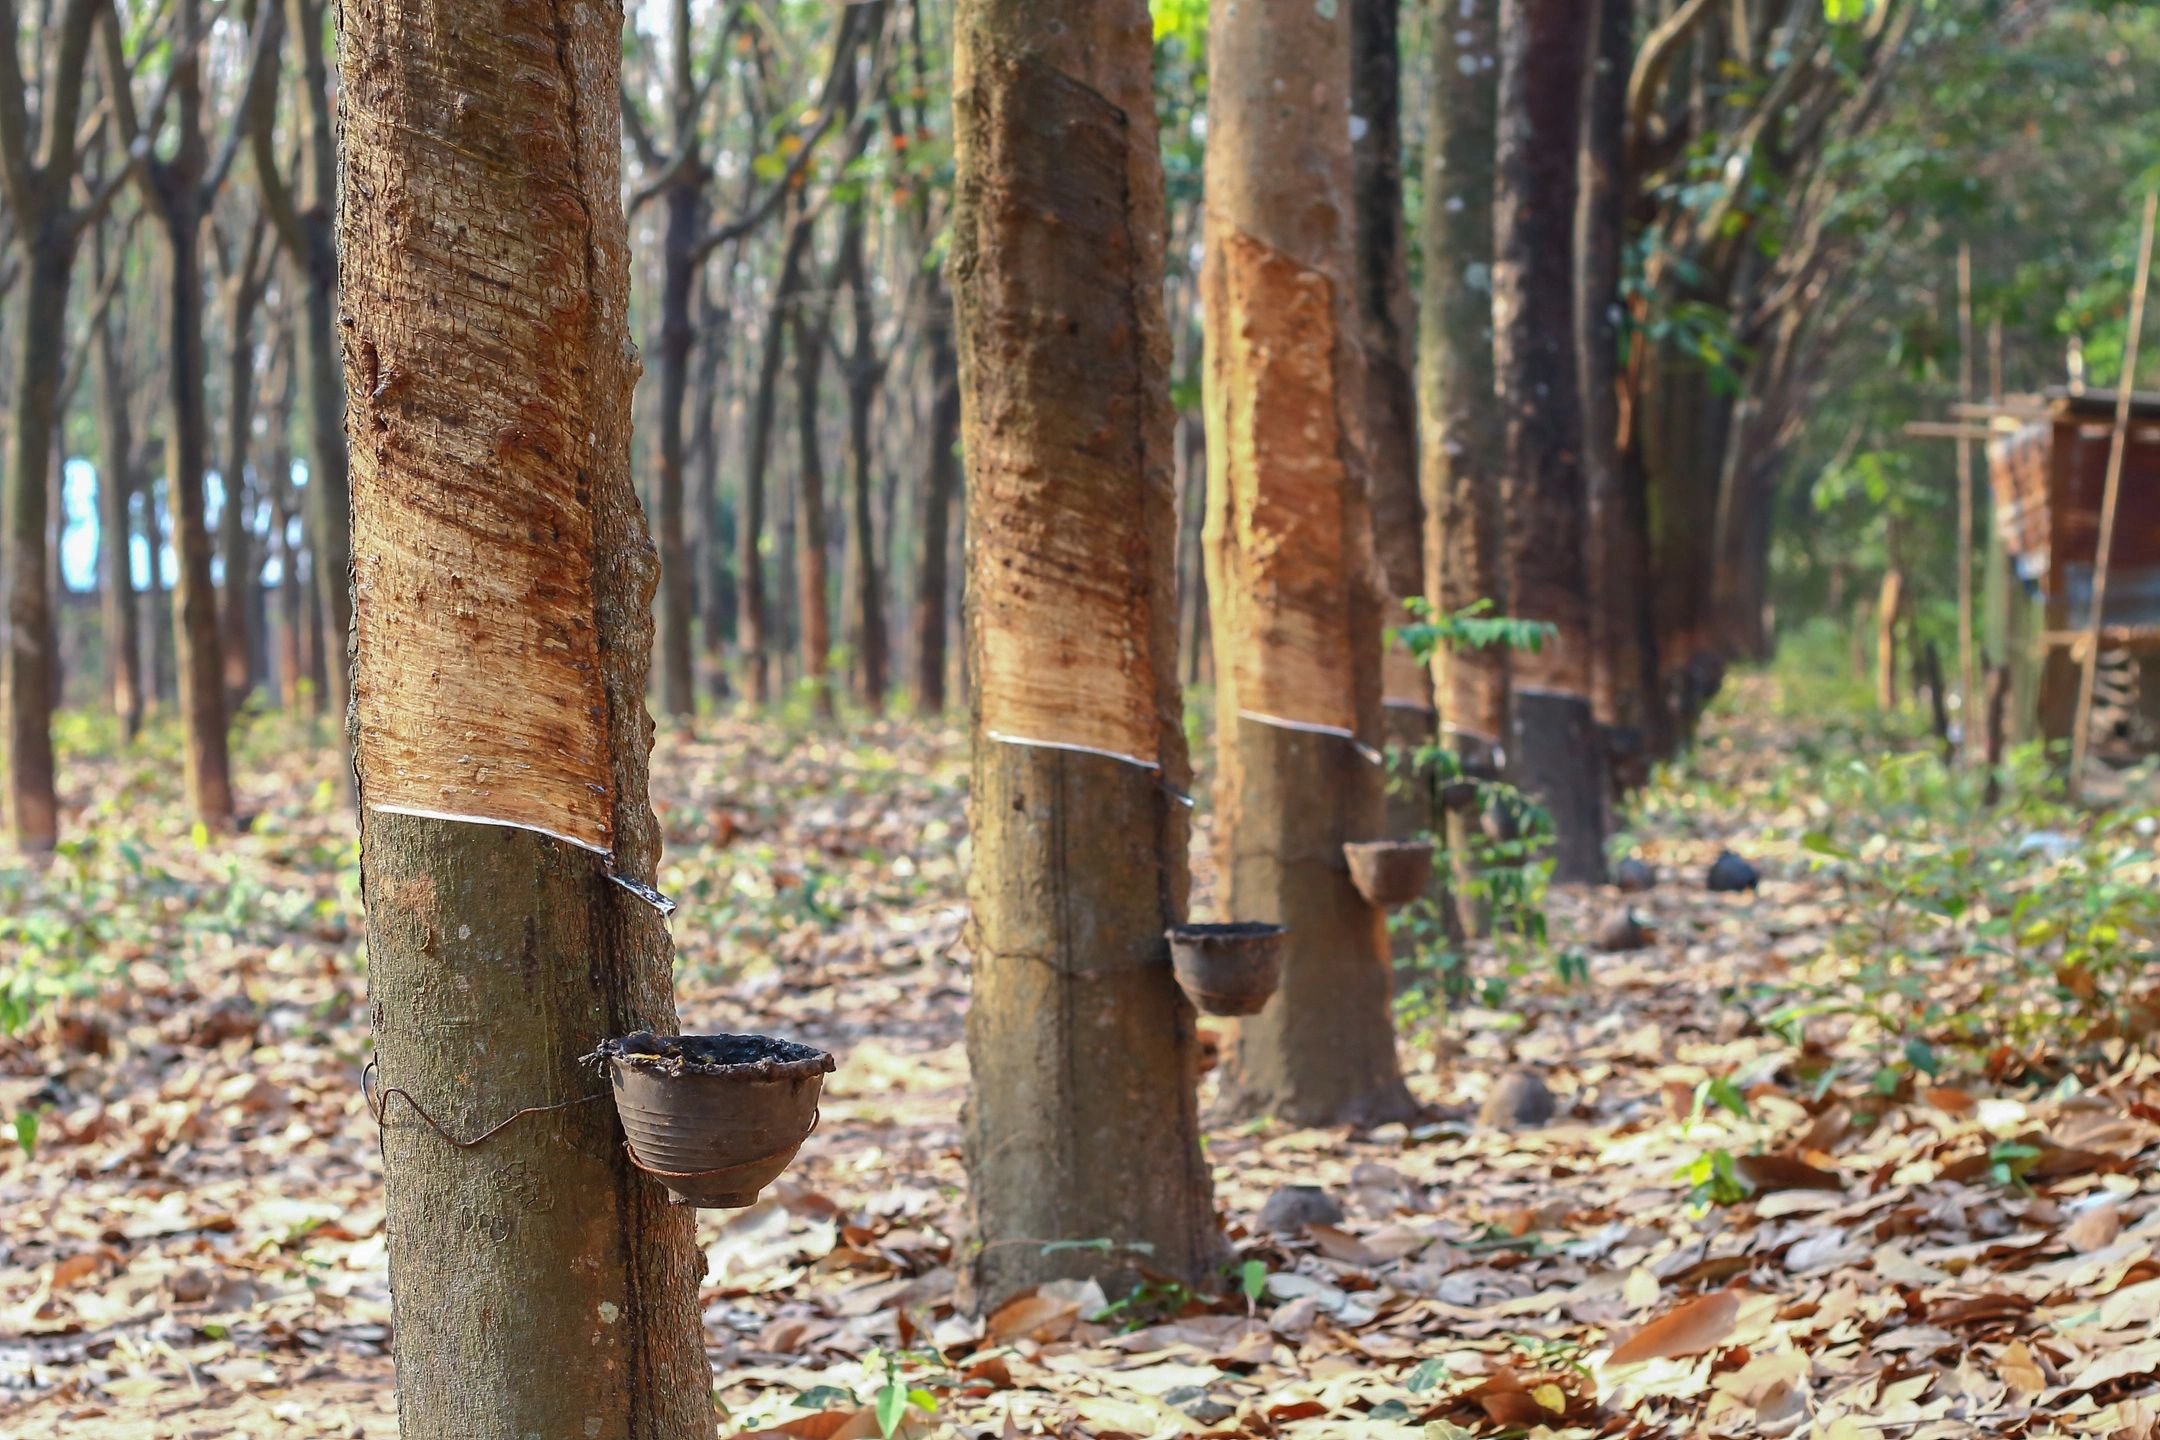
[8,675,2160,1439]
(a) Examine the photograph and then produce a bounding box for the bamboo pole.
[2069,191,2160,797]
[1956,243,1976,764]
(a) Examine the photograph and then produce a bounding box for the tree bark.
[3,243,67,851]
[1577,0,1656,783]
[1350,0,1432,853]
[141,9,237,832]
[94,227,143,740]
[952,0,1222,1309]
[1204,0,1415,1127]
[1495,0,1604,884]
[789,253,837,721]
[651,174,701,720]
[334,0,711,1427]
[838,199,889,711]
[690,270,734,698]
[219,219,272,712]
[909,280,958,715]
[738,214,815,708]
[1420,0,1504,933]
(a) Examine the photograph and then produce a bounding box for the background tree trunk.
[1420,0,1504,933]
[335,0,712,1427]
[953,0,1222,1310]
[652,174,701,720]
[909,284,958,716]
[3,245,67,851]
[739,214,815,708]
[1204,0,1415,1128]
[1577,0,1656,783]
[95,229,144,740]
[1350,0,1433,850]
[838,197,888,711]
[1495,0,1603,883]
[789,258,837,721]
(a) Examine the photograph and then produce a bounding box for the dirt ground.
[8,683,2160,1439]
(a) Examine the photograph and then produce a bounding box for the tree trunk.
[909,280,958,715]
[1350,0,1432,851]
[838,199,888,711]
[334,0,712,1428]
[288,0,354,726]
[691,273,734,698]
[789,265,836,721]
[1495,0,1603,884]
[1420,0,1504,933]
[3,243,67,851]
[220,228,269,712]
[739,215,815,708]
[1577,0,1654,784]
[952,0,1222,1310]
[146,29,237,833]
[94,235,144,740]
[1877,567,1903,710]
[651,176,699,720]
[1204,0,1415,1128]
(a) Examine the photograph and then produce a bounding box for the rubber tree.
[216,209,276,710]
[0,0,120,850]
[93,208,145,741]
[335,0,711,1427]
[108,0,281,832]
[1419,0,1505,932]
[952,0,1222,1308]
[1577,0,1657,781]
[836,193,890,712]
[1203,0,1416,1127]
[1494,0,1605,883]
[248,0,351,725]
[1350,0,1432,848]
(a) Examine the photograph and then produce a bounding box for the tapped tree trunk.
[1204,0,1415,1128]
[1495,0,1604,884]
[1420,0,1504,933]
[953,0,1222,1310]
[334,0,711,1429]
[910,283,959,716]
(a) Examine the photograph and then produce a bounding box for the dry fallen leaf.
[1606,1288,1741,1367]
[2067,1202,2125,1254]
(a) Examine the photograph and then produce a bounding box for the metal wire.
[361,1057,607,1149]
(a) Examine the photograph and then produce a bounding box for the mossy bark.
[336,0,710,1427]
[952,0,1222,1309]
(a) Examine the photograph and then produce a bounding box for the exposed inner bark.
[953,1,1221,1310]
[337,0,710,1427]
[1203,0,1413,1129]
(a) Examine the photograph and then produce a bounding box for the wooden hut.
[1987,388,2160,749]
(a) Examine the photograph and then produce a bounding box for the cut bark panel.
[1214,717,1417,1130]
[962,58,1166,773]
[342,71,623,857]
[952,4,1221,1311]
[1203,229,1360,741]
